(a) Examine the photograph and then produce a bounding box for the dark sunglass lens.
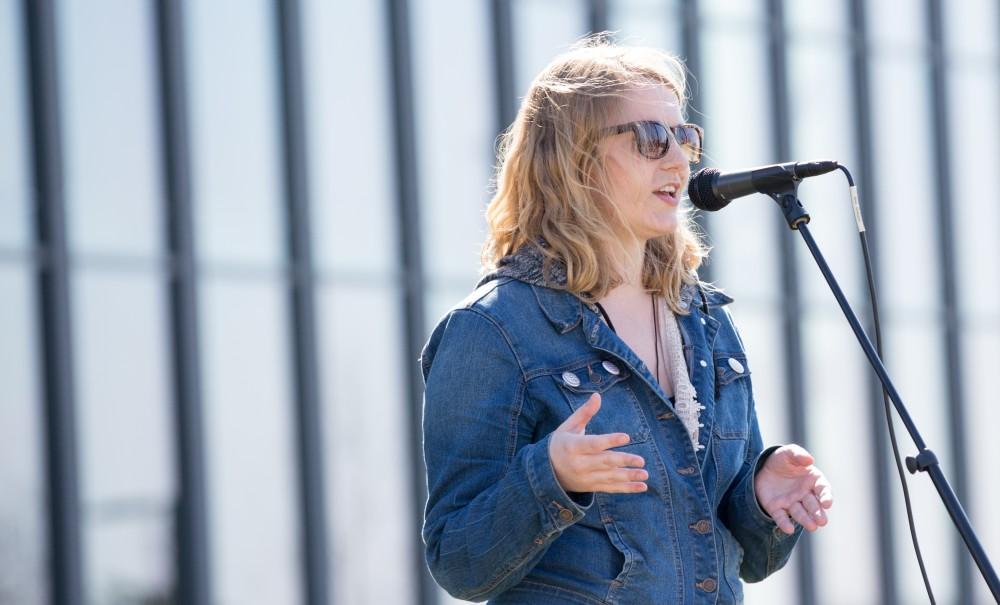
[635,122,670,159]
[674,125,703,162]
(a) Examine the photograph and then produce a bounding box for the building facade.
[2,0,999,603]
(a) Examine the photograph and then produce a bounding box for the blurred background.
[3,0,999,603]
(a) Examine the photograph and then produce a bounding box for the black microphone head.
[688,167,728,211]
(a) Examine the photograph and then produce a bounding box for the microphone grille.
[688,167,726,211]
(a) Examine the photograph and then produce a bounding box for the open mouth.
[653,183,680,205]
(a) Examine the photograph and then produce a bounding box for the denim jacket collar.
[478,242,734,335]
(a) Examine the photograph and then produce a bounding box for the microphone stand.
[768,183,1000,603]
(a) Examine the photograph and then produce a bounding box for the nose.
[659,132,690,173]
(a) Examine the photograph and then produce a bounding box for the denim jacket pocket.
[550,360,652,445]
[713,352,751,439]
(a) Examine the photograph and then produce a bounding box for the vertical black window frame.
[1,2,49,602]
[154,0,211,603]
[24,0,83,603]
[274,0,330,603]
[385,0,435,602]
[847,0,898,602]
[762,2,813,602]
[940,2,1000,602]
[925,0,972,600]
[866,0,960,601]
[492,0,517,137]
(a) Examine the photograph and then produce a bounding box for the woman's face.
[599,85,691,244]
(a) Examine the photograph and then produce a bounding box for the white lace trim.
[657,297,703,450]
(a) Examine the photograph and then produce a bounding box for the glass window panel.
[785,1,848,36]
[786,42,864,310]
[869,57,940,312]
[698,0,764,23]
[58,0,163,258]
[0,0,29,250]
[73,270,175,504]
[201,278,300,605]
[302,0,399,275]
[962,329,1000,605]
[0,265,47,605]
[85,516,173,604]
[884,323,958,603]
[318,283,415,604]
[866,0,925,50]
[802,314,880,605]
[73,269,175,602]
[412,0,494,284]
[948,69,1000,315]
[187,0,284,267]
[943,0,998,58]
[512,0,589,100]
[607,0,682,52]
[699,25,779,303]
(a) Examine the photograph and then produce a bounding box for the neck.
[603,239,647,303]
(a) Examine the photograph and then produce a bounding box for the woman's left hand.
[754,444,833,535]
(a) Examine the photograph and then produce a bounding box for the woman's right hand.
[549,393,648,494]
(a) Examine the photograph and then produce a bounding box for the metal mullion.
[491,0,516,138]
[24,0,82,603]
[154,1,211,604]
[764,1,814,603]
[589,0,608,35]
[385,0,435,604]
[274,1,330,604]
[678,0,711,283]
[847,1,897,602]
[925,1,973,601]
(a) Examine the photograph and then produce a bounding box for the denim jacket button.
[558,508,574,522]
[602,360,620,375]
[561,371,581,387]
[690,519,712,534]
[696,578,718,592]
[728,357,745,373]
[699,359,708,368]
[677,465,697,476]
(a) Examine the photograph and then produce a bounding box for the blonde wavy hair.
[482,35,709,314]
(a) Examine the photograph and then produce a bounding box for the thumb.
[785,444,814,467]
[556,392,601,434]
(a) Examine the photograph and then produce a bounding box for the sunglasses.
[603,120,704,163]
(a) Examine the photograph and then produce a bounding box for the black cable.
[838,164,937,605]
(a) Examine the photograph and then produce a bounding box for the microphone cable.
[839,164,936,605]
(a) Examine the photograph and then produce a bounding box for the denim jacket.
[421,246,802,604]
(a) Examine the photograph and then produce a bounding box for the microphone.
[688,160,840,211]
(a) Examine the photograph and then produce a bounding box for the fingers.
[581,432,632,453]
[787,502,818,532]
[556,393,601,434]
[800,493,828,528]
[815,477,834,509]
[589,468,650,493]
[767,506,796,535]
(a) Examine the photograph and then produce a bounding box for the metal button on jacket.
[558,508,574,522]
[690,519,712,534]
[602,360,620,375]
[699,359,708,368]
[562,371,581,388]
[728,357,745,373]
[696,578,718,592]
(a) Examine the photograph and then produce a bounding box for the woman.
[420,37,833,604]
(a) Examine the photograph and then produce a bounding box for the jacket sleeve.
[715,306,802,582]
[420,309,592,602]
